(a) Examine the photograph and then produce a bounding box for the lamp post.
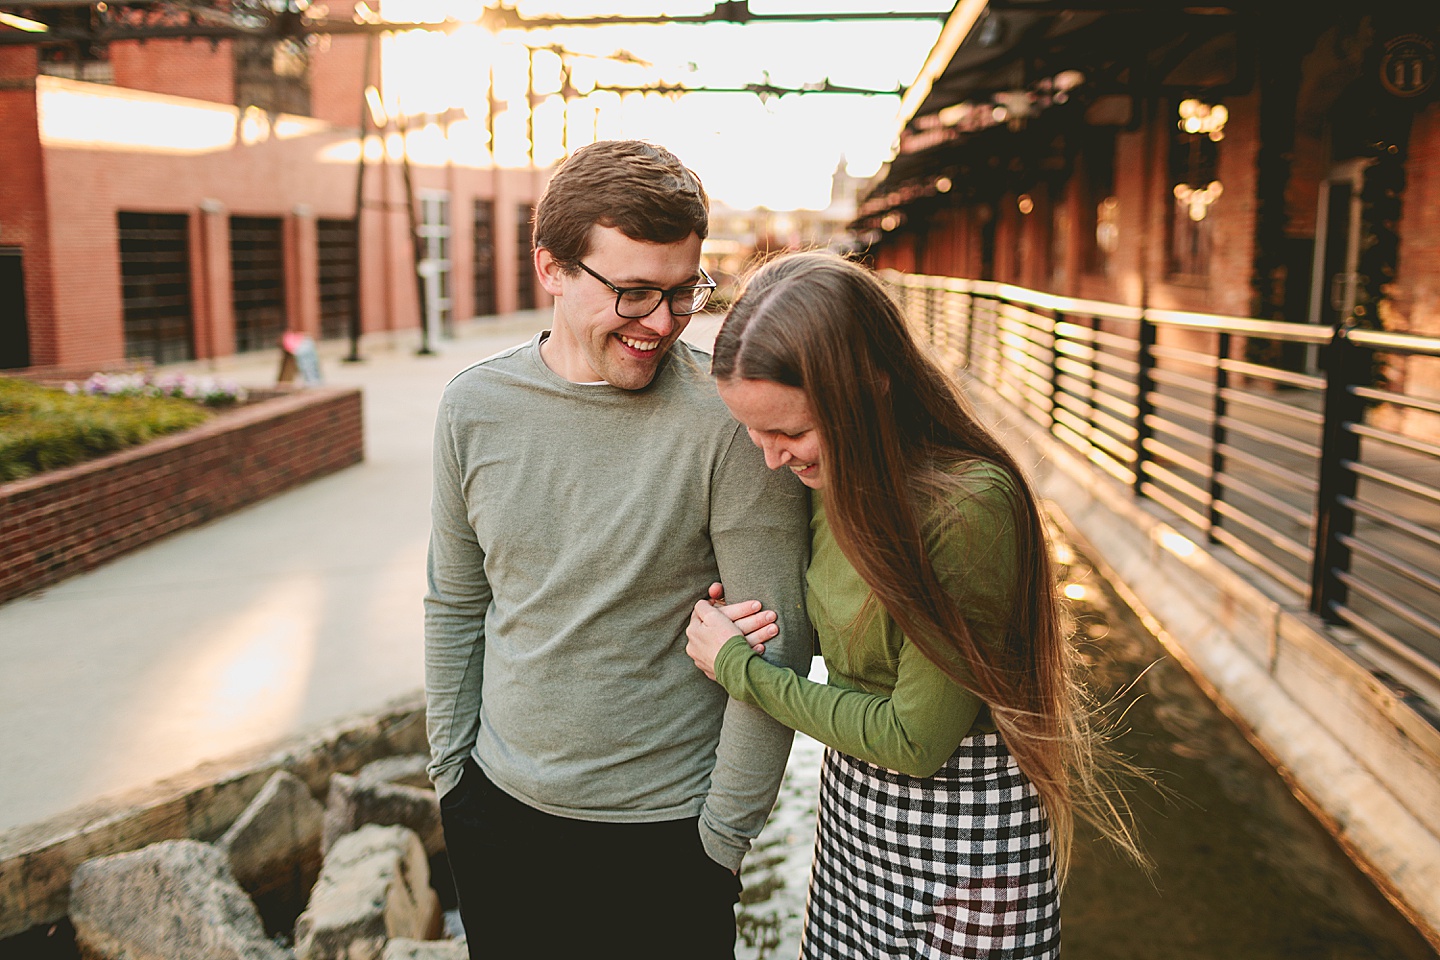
[344,32,378,364]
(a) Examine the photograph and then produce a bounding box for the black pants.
[440,756,742,960]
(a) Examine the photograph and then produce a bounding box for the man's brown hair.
[532,140,709,272]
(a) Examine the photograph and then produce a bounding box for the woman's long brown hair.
[713,250,1145,881]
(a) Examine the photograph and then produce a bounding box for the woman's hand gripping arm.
[686,582,778,680]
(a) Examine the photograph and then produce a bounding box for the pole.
[399,113,435,356]
[526,46,536,166]
[1310,323,1363,621]
[344,32,375,363]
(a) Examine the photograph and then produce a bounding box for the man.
[424,139,811,960]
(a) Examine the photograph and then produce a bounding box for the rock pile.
[66,757,466,960]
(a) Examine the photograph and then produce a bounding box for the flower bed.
[0,373,248,483]
[0,386,363,606]
[66,370,248,406]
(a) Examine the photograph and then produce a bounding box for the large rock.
[218,770,325,899]
[68,839,288,960]
[294,824,440,960]
[321,772,443,856]
[357,754,431,790]
[382,938,467,960]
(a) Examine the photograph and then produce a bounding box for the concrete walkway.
[0,311,735,836]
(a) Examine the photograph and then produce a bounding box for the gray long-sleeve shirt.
[424,333,811,870]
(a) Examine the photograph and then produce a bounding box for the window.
[317,218,357,341]
[118,212,194,364]
[516,204,537,310]
[1080,129,1118,277]
[230,216,286,353]
[473,200,497,318]
[419,192,453,334]
[0,248,30,369]
[235,38,311,115]
[1167,99,1226,279]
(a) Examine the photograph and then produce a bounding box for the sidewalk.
[2,312,626,834]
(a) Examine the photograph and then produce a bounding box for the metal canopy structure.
[0,0,942,110]
[857,0,1264,227]
[0,0,949,45]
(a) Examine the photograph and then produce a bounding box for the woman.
[686,251,1143,959]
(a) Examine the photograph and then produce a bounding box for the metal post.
[1049,308,1065,437]
[486,65,499,161]
[398,115,435,356]
[526,47,536,166]
[1205,330,1231,540]
[1131,313,1156,497]
[344,33,376,364]
[962,286,976,371]
[928,284,940,345]
[1310,323,1364,621]
[1086,313,1101,454]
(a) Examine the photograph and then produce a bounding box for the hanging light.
[1173,181,1224,220]
[1178,99,1228,141]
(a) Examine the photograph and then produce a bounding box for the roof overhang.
[857,1,1252,231]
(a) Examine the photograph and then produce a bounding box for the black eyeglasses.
[576,261,717,319]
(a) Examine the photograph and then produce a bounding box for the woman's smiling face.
[717,378,824,489]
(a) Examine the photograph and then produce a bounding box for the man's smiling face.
[537,225,704,390]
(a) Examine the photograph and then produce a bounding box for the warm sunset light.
[373,0,949,209]
[38,77,240,154]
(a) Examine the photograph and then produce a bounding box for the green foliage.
[0,377,213,483]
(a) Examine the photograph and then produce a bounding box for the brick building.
[0,3,551,372]
[856,2,1440,340]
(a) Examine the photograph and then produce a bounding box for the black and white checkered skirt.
[800,732,1060,959]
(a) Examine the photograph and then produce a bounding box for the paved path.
[0,312,738,835]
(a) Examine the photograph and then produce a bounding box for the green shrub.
[0,377,214,482]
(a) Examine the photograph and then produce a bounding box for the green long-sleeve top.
[713,461,1019,778]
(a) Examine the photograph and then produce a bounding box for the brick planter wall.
[0,387,363,606]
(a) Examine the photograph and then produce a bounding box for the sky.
[374,0,951,210]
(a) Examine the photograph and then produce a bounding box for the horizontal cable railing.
[884,272,1440,693]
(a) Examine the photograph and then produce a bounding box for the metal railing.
[885,272,1440,692]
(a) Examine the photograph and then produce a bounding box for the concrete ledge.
[0,692,426,941]
[0,386,364,605]
[983,392,1440,948]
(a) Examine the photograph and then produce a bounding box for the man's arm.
[423,396,491,798]
[699,424,812,871]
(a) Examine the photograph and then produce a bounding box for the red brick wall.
[17,78,550,370]
[0,72,54,366]
[6,17,556,372]
[195,203,236,359]
[0,44,36,82]
[1396,102,1440,336]
[35,82,377,368]
[310,28,370,128]
[109,40,233,105]
[287,209,321,338]
[99,5,366,118]
[0,387,363,605]
[1210,92,1260,319]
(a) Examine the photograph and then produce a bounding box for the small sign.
[278,331,323,386]
[1380,34,1437,99]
